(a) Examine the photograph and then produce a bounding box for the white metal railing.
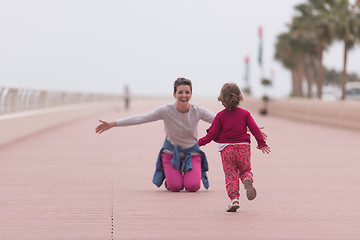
[0,86,121,115]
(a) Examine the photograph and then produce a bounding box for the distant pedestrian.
[124,84,130,110]
[198,83,270,212]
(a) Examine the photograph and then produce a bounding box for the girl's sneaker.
[244,179,257,201]
[227,198,240,212]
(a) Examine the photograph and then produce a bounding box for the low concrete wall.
[242,96,360,131]
[1,96,359,147]
[0,101,120,146]
[198,96,360,131]
[268,98,360,131]
[0,86,120,115]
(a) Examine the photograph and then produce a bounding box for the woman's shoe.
[227,198,240,212]
[244,179,257,201]
[164,180,170,190]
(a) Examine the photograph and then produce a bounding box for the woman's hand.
[247,126,268,140]
[258,146,271,154]
[95,120,116,134]
[259,127,267,140]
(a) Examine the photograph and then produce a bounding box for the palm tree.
[330,0,360,100]
[305,0,334,99]
[275,5,324,99]
[291,3,318,98]
[352,0,360,11]
[275,28,316,97]
[274,32,302,97]
[277,1,333,99]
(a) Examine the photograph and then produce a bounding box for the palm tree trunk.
[294,55,304,97]
[316,47,324,99]
[341,40,348,100]
[291,69,303,97]
[293,67,303,97]
[305,55,315,98]
[309,56,316,98]
[291,70,296,96]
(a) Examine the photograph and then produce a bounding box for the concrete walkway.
[0,98,359,240]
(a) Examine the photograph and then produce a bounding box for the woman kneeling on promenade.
[95,78,214,192]
[96,78,266,192]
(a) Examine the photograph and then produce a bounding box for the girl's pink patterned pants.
[220,144,253,200]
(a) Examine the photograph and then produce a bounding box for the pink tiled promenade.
[1,98,360,240]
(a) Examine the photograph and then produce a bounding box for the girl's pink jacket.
[198,107,268,148]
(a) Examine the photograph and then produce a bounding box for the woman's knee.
[184,182,200,192]
[183,155,201,192]
[167,182,184,192]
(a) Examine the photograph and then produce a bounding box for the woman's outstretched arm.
[95,105,165,134]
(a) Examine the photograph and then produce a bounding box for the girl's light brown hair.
[218,83,243,111]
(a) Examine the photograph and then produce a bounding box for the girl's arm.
[198,113,221,146]
[246,113,268,148]
[247,112,270,153]
[248,126,267,140]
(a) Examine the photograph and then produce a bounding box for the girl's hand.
[95,120,115,134]
[258,146,271,154]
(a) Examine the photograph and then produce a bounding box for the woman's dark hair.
[174,78,192,93]
[218,83,243,111]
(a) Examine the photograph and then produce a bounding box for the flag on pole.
[243,56,251,94]
[258,26,263,68]
[244,56,250,85]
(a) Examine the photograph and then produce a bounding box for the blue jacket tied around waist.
[152,139,209,189]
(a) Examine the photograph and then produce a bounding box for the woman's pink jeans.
[161,152,202,192]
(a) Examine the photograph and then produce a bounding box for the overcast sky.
[1,0,359,98]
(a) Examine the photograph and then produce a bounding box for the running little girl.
[198,83,270,212]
